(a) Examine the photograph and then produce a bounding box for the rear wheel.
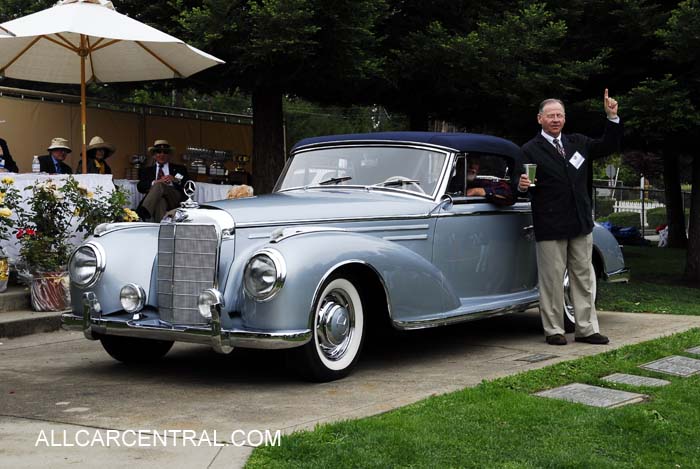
[563,263,597,333]
[293,276,365,382]
[99,335,173,364]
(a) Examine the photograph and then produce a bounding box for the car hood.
[203,189,436,227]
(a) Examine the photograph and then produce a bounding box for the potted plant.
[7,176,138,311]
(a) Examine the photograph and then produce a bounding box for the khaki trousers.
[535,233,599,337]
[140,183,182,222]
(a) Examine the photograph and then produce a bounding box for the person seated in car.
[465,157,514,206]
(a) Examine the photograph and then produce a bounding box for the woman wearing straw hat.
[76,136,115,174]
[39,137,73,174]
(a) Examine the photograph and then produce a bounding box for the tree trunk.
[685,156,700,284]
[662,152,687,248]
[252,86,285,194]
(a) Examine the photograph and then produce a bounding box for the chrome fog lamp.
[243,249,286,301]
[119,283,146,313]
[69,243,105,287]
[198,288,224,320]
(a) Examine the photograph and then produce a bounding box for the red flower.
[15,228,36,239]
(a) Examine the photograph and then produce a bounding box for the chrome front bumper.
[61,292,311,353]
[603,267,630,284]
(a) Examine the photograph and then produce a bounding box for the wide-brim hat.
[148,139,174,155]
[87,136,116,155]
[47,137,72,153]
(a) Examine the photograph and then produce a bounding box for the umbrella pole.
[80,35,87,174]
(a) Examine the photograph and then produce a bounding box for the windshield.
[277,145,448,196]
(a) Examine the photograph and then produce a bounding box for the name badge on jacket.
[569,151,585,170]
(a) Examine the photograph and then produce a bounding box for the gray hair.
[538,98,565,114]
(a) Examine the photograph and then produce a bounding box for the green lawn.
[247,244,700,468]
[597,246,700,315]
[247,330,700,468]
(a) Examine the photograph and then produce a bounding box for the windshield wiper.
[376,179,421,187]
[318,176,352,185]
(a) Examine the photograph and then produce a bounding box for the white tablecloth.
[2,174,116,262]
[113,180,235,208]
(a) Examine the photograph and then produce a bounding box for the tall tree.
[656,0,700,283]
[373,2,607,136]
[176,0,386,193]
[624,77,698,249]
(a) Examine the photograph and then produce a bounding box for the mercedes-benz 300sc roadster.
[62,132,628,381]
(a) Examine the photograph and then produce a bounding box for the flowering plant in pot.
[7,177,138,311]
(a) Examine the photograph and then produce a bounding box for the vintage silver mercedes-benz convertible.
[62,132,628,381]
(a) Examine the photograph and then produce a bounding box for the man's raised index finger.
[604,88,609,100]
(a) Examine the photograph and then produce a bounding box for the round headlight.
[243,249,286,301]
[69,243,105,287]
[120,283,146,313]
[198,288,224,320]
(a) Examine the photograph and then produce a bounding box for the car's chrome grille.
[157,224,218,324]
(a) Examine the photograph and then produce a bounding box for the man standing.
[137,139,191,222]
[519,90,622,346]
[39,137,73,174]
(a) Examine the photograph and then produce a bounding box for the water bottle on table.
[32,155,40,173]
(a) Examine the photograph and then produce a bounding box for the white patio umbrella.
[0,0,224,172]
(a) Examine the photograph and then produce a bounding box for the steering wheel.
[378,176,425,194]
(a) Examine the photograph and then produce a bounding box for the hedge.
[646,207,690,229]
[597,211,640,228]
[594,198,615,219]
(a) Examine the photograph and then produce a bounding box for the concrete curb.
[0,286,31,312]
[0,310,64,338]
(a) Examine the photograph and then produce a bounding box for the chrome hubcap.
[316,290,354,360]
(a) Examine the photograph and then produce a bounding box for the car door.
[432,154,538,311]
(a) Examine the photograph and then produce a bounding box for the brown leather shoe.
[575,333,609,345]
[546,334,567,345]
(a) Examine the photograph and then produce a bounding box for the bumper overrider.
[61,292,311,353]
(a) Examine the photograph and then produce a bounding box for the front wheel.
[99,335,173,364]
[293,276,365,382]
[563,263,597,333]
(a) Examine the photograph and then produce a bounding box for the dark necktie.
[157,164,164,180]
[55,162,61,174]
[553,138,566,158]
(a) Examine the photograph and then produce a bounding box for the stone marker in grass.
[602,373,670,387]
[640,355,700,377]
[686,346,700,355]
[535,383,647,408]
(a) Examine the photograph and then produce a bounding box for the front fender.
[592,223,626,275]
[227,230,460,331]
[69,224,160,314]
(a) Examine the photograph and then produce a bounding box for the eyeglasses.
[155,150,170,155]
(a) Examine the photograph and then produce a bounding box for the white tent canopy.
[0,0,224,172]
[0,0,222,83]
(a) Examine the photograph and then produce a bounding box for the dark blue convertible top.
[292,131,523,161]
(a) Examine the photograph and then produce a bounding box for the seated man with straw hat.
[39,137,73,174]
[76,136,115,174]
[136,139,191,222]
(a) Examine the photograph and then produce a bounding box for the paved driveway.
[2,310,700,468]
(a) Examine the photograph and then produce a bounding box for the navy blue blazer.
[521,120,622,241]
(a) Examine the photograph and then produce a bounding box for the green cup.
[524,164,537,187]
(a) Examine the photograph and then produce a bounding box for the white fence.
[614,200,665,227]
